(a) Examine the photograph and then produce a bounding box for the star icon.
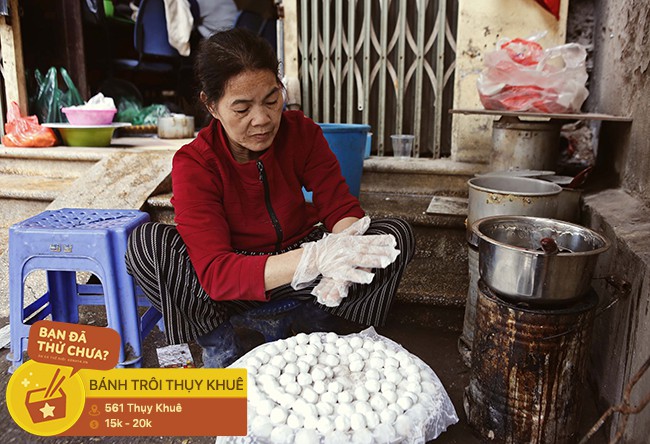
[21,378,30,388]
[39,403,56,419]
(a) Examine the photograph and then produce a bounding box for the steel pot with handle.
[471,215,610,304]
[467,176,562,234]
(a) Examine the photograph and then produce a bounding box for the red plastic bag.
[500,38,544,66]
[477,37,589,113]
[2,101,57,147]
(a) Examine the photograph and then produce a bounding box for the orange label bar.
[61,397,247,436]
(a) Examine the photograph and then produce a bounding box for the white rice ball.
[379,408,397,424]
[334,414,351,432]
[287,413,303,429]
[364,378,380,393]
[297,372,313,386]
[250,416,273,439]
[313,379,326,394]
[337,390,353,404]
[316,416,334,434]
[364,410,380,430]
[270,425,293,444]
[321,391,338,404]
[282,350,298,364]
[328,380,343,394]
[269,406,288,425]
[351,429,374,444]
[295,333,309,344]
[350,412,367,431]
[316,401,334,417]
[349,359,365,372]
[325,332,339,343]
[301,387,318,404]
[295,428,319,444]
[255,399,275,417]
[349,336,364,349]
[395,414,413,437]
[354,386,370,402]
[284,362,300,375]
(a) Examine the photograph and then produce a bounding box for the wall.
[588,0,650,205]
[584,0,650,442]
[450,0,569,163]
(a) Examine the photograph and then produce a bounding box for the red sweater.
[171,111,365,302]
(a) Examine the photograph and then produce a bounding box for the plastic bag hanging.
[2,101,58,147]
[33,67,84,123]
[477,37,589,114]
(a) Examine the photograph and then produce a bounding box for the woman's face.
[207,69,283,161]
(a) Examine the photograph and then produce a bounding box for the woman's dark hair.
[195,28,281,104]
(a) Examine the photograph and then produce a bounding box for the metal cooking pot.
[491,116,562,171]
[158,115,195,139]
[467,176,562,238]
[471,216,610,304]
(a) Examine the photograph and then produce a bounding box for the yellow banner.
[7,361,248,436]
[81,368,247,398]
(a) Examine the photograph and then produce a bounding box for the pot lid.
[540,175,574,186]
[477,169,556,178]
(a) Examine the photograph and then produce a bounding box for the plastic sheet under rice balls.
[216,327,458,444]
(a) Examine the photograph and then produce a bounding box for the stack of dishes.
[43,106,130,147]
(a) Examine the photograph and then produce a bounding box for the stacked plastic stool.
[8,208,162,373]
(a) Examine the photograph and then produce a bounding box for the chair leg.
[8,269,28,373]
[113,272,144,368]
[47,271,79,323]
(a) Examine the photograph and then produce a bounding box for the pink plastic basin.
[61,107,117,125]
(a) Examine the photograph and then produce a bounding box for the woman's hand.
[312,217,372,306]
[291,222,400,291]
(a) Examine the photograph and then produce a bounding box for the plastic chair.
[234,10,277,53]
[7,208,162,373]
[114,0,185,72]
[83,0,199,102]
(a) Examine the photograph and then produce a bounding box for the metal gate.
[291,0,457,157]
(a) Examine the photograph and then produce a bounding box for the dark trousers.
[125,218,415,345]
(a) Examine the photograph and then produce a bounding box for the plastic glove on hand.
[312,278,350,307]
[309,216,370,307]
[338,216,371,236]
[292,233,400,290]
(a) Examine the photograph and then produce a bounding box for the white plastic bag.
[477,37,589,113]
[216,327,458,444]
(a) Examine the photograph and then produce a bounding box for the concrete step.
[0,147,103,179]
[359,192,469,310]
[0,173,76,228]
[0,147,104,230]
[361,157,486,195]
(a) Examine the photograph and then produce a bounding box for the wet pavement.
[0,308,607,443]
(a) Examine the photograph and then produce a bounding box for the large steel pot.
[467,176,562,234]
[471,216,610,304]
[491,116,562,171]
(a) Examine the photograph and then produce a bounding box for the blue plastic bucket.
[364,132,373,159]
[303,123,371,202]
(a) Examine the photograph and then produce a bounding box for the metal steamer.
[491,116,563,171]
[458,176,562,365]
[463,216,610,444]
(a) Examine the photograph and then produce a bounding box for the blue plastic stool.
[8,208,162,373]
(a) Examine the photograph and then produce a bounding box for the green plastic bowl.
[57,126,116,147]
